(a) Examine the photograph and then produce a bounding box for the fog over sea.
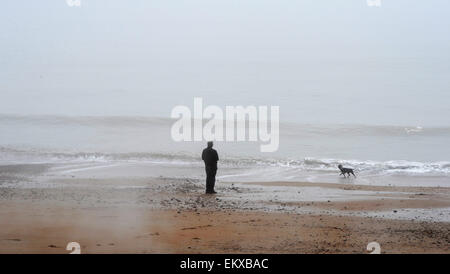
[1,1,449,186]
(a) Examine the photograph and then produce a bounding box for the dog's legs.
[351,171,356,178]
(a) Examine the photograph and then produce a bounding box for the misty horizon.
[1,0,450,126]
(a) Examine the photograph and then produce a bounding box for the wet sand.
[0,200,448,254]
[0,163,449,253]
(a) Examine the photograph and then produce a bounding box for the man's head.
[207,141,213,148]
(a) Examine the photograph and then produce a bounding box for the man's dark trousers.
[205,165,217,193]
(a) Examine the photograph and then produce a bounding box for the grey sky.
[1,0,449,126]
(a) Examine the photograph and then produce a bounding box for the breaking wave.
[1,146,449,177]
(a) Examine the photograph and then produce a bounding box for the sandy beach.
[0,163,449,254]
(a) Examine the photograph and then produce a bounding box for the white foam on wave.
[1,145,450,177]
[404,126,423,134]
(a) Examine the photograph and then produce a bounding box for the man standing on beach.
[202,141,219,194]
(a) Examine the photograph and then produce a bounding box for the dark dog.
[338,164,356,178]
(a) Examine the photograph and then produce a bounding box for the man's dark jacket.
[202,147,219,168]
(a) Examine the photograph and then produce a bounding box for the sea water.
[1,114,449,187]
